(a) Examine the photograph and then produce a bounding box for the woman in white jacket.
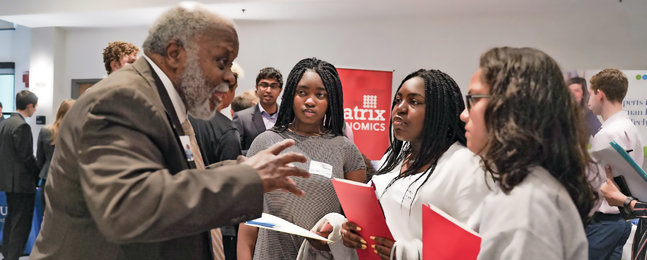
[339,69,492,260]
[460,47,598,259]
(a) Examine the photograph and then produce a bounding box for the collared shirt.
[591,111,644,214]
[258,103,278,130]
[143,55,188,124]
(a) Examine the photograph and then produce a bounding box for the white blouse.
[467,166,588,260]
[371,142,493,260]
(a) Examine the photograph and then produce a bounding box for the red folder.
[422,204,480,260]
[331,178,394,260]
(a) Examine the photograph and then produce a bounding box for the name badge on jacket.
[309,160,333,178]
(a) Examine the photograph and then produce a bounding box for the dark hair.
[590,69,628,103]
[479,47,597,225]
[16,90,38,110]
[102,41,140,74]
[231,94,255,113]
[271,58,344,136]
[566,77,590,110]
[377,69,466,205]
[0,101,3,108]
[255,67,283,87]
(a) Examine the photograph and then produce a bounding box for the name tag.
[179,136,193,161]
[309,160,333,178]
[391,175,424,209]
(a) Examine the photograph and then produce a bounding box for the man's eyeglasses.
[465,94,491,110]
[258,82,281,90]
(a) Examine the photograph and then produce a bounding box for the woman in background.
[567,77,602,139]
[37,99,75,213]
[461,47,598,259]
[237,57,366,260]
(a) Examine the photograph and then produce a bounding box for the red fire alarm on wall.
[23,71,29,88]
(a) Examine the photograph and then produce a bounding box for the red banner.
[337,68,393,160]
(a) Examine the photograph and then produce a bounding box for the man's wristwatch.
[623,196,638,216]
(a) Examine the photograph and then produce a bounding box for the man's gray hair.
[143,2,236,56]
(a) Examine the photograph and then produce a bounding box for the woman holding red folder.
[460,47,598,259]
[340,69,493,259]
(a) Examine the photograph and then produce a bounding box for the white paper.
[590,145,647,201]
[244,213,332,242]
[309,160,333,178]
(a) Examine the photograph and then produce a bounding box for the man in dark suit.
[190,66,244,260]
[0,90,40,260]
[232,67,283,155]
[30,4,309,260]
[190,67,243,166]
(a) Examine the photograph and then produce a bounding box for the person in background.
[231,94,257,117]
[585,69,640,260]
[601,166,647,260]
[37,99,75,213]
[341,69,492,260]
[102,41,140,75]
[243,89,260,105]
[190,63,244,165]
[461,47,598,259]
[216,62,244,112]
[233,67,283,156]
[0,90,40,260]
[189,62,244,260]
[567,77,602,140]
[237,58,366,260]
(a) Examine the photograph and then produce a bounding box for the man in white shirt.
[586,69,641,260]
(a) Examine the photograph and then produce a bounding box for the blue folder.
[609,141,647,182]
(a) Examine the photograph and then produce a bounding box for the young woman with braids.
[461,47,598,259]
[237,58,366,260]
[340,69,493,260]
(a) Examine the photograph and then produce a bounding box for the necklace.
[288,123,327,136]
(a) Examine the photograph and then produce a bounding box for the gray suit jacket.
[30,58,264,260]
[232,105,266,156]
[0,113,40,193]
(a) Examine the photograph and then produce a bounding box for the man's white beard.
[178,52,228,120]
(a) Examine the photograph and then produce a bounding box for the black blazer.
[37,127,55,179]
[0,113,40,193]
[189,112,242,166]
[232,105,267,156]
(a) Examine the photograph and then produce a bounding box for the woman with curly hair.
[461,47,598,259]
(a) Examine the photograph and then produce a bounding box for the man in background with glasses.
[233,67,283,156]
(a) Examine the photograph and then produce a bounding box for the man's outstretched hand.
[238,139,310,196]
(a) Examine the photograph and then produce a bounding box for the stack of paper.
[244,213,332,242]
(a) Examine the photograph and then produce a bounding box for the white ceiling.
[0,0,643,28]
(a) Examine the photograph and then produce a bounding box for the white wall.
[60,12,647,118]
[0,25,31,112]
[62,26,148,103]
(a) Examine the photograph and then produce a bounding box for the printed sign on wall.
[337,68,393,160]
